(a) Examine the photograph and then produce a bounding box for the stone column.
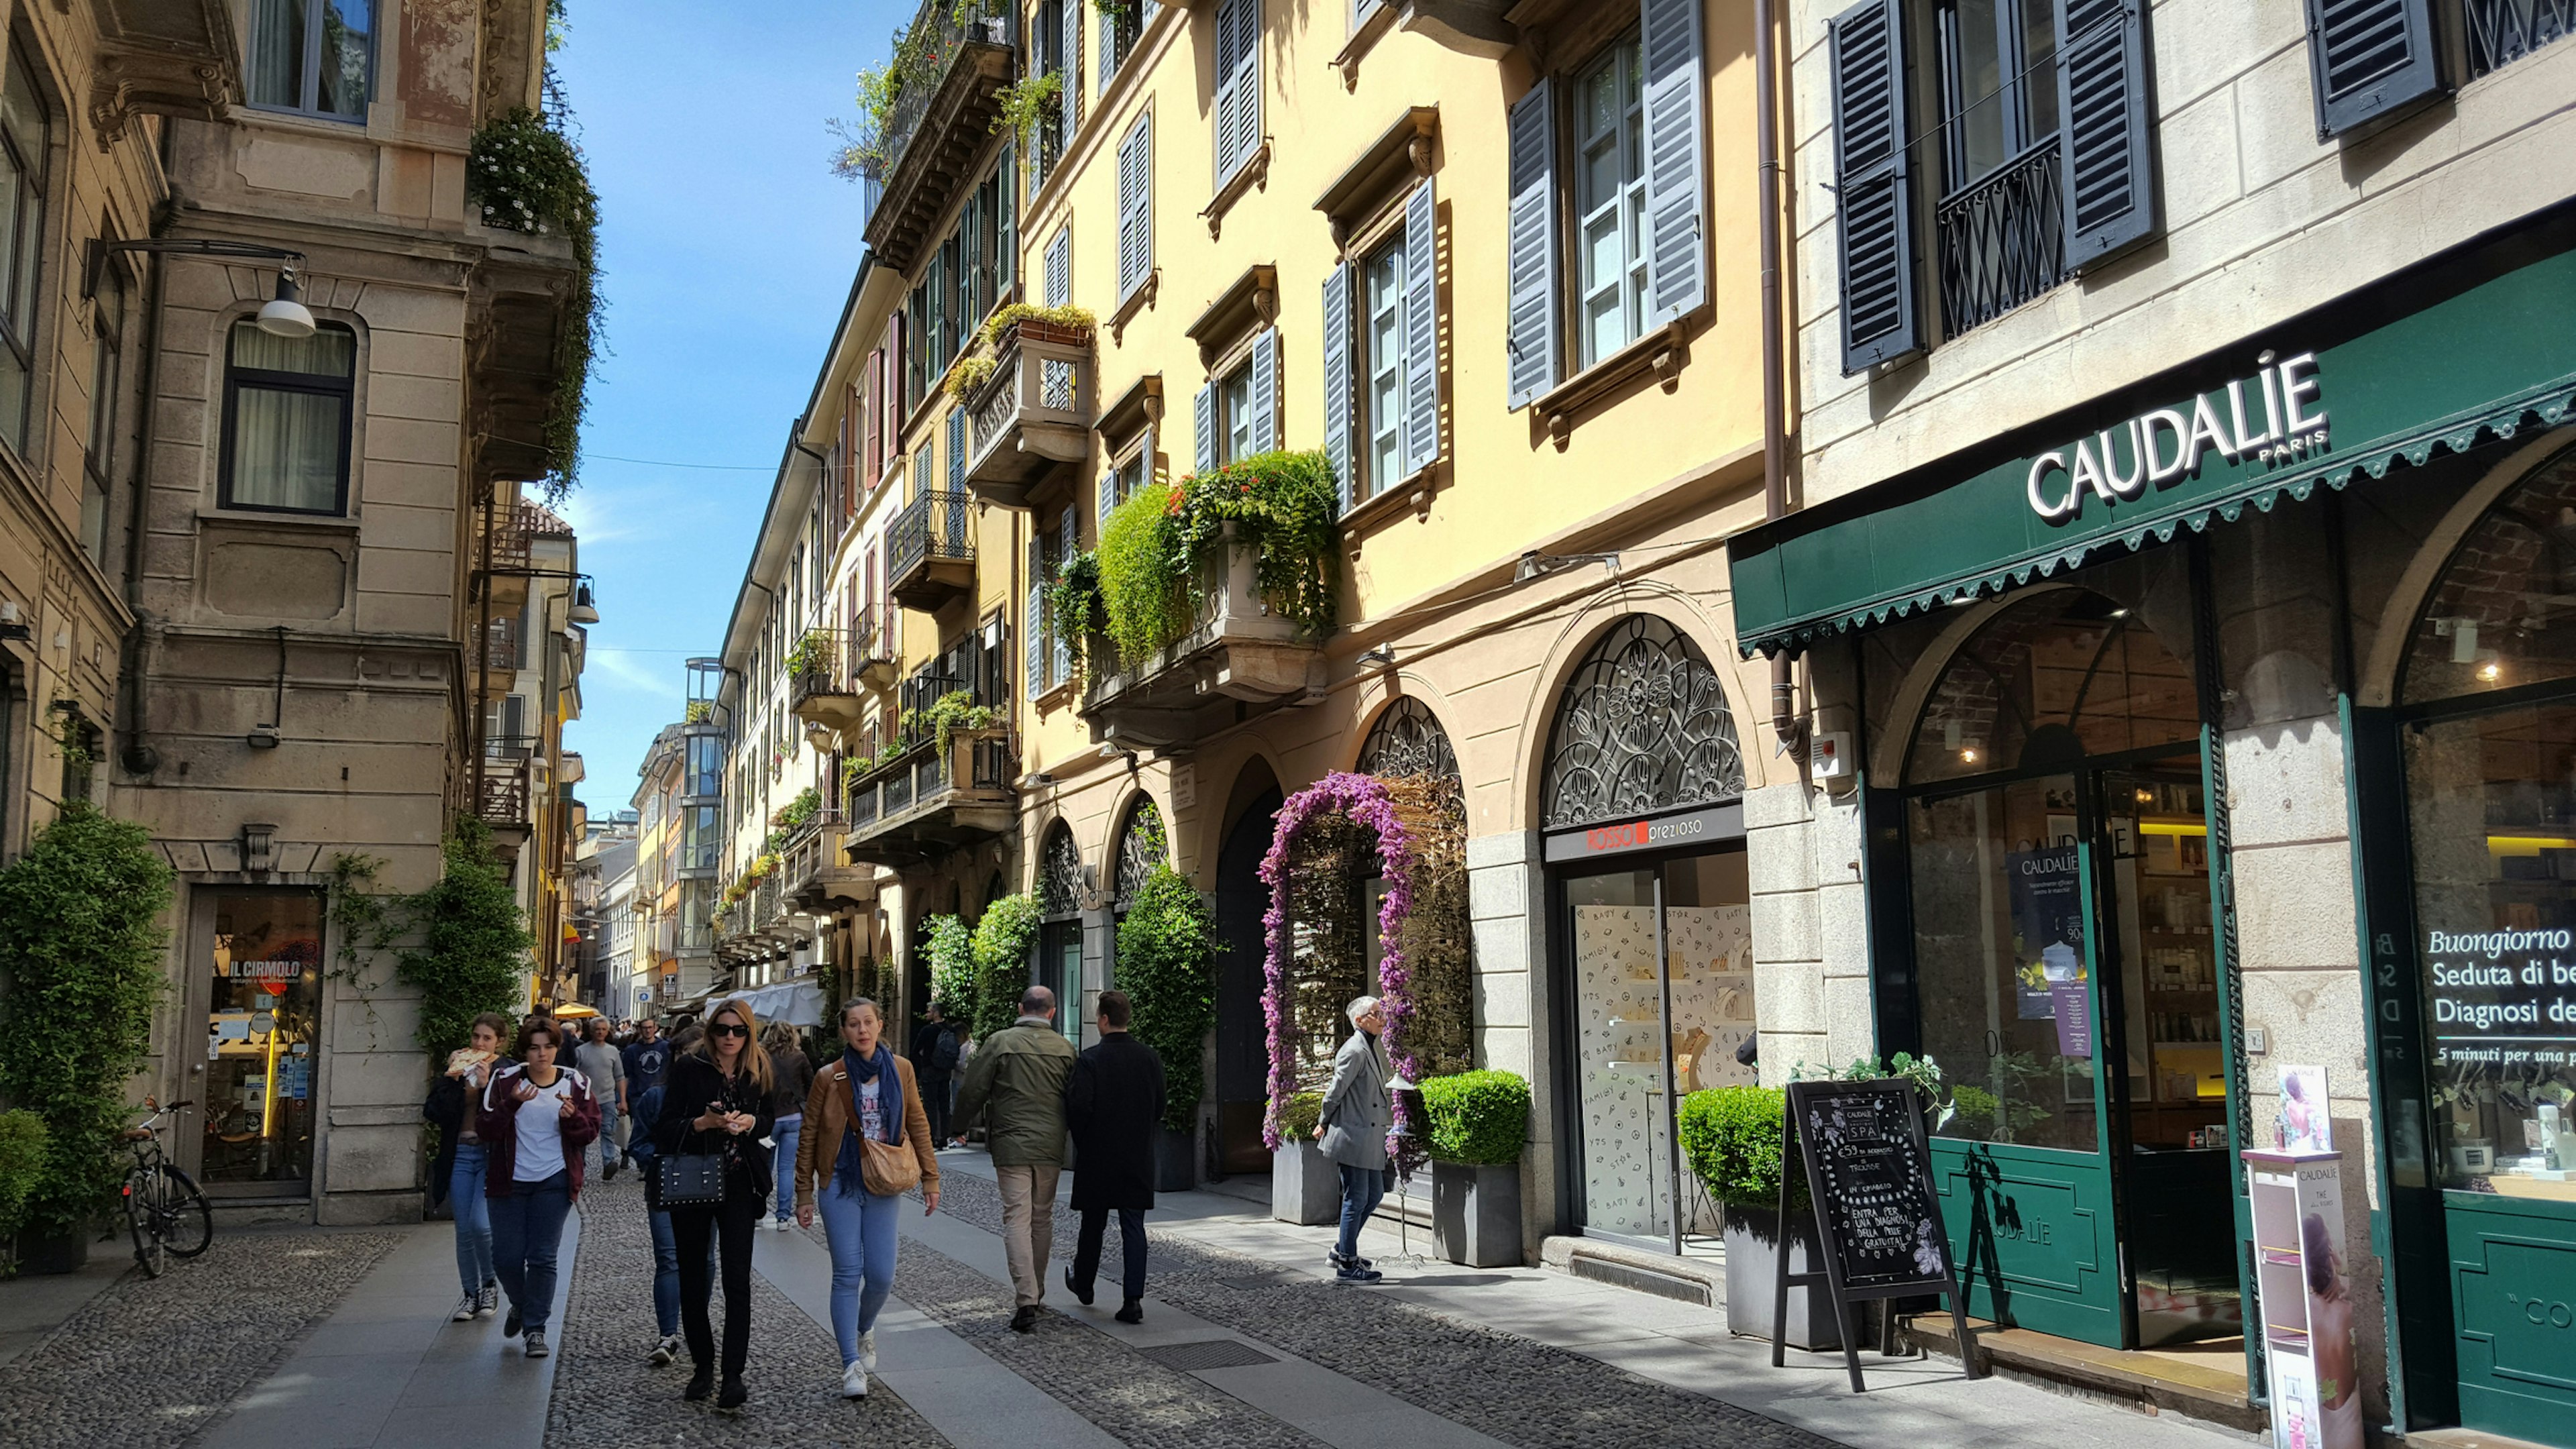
[1468,828,1549,1256]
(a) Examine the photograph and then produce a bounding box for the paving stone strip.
[0,1227,398,1449]
[547,1171,949,1448]
[873,1230,1328,1449]
[924,1169,1858,1449]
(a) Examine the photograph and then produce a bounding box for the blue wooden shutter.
[1248,328,1279,455]
[1099,466,1117,525]
[998,138,1018,297]
[1054,510,1076,681]
[1399,176,1439,476]
[2303,0,2442,139]
[1119,114,1152,299]
[1195,379,1218,472]
[1063,0,1083,155]
[1504,79,1558,410]
[1045,227,1071,308]
[1829,0,1921,374]
[1321,261,1354,512]
[1640,0,1708,325]
[2055,0,2158,268]
[1027,533,1048,691]
[947,406,966,491]
[1214,0,1260,184]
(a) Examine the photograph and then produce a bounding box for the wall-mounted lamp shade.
[568,581,600,625]
[256,273,317,339]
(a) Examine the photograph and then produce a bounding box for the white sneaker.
[450,1293,478,1322]
[772,1216,792,1232]
[841,1360,870,1398]
[649,1334,680,1366]
[857,1330,877,1373]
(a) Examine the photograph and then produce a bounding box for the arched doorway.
[1037,823,1085,1041]
[1900,585,2233,1350]
[1214,760,1283,1171]
[1541,615,1752,1254]
[2383,444,2576,1442]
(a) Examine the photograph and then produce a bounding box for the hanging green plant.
[942,354,998,405]
[1045,549,1103,683]
[1095,450,1341,667]
[925,914,979,1024]
[396,820,535,1062]
[910,689,999,758]
[969,894,1042,1041]
[776,787,822,830]
[991,70,1063,150]
[784,630,833,680]
[0,803,172,1240]
[1117,863,1220,1132]
[466,107,600,500]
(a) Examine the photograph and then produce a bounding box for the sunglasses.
[710,1023,749,1038]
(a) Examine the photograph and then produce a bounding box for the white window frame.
[246,0,376,122]
[1572,33,1648,370]
[1359,235,1406,500]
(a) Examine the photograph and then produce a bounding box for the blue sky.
[551,0,903,811]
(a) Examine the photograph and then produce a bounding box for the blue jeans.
[489,1169,573,1332]
[449,1142,494,1296]
[596,1102,621,1170]
[771,1116,802,1222]
[1336,1164,1387,1260]
[647,1207,682,1337]
[816,1181,901,1365]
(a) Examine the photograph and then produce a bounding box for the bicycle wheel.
[155,1166,213,1258]
[124,1169,164,1278]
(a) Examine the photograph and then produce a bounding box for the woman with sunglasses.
[475,1015,601,1360]
[653,999,775,1410]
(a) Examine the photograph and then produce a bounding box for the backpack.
[932,1025,961,1075]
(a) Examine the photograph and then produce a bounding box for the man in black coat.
[910,1002,961,1147]
[1062,989,1164,1324]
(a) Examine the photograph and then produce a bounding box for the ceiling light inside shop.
[2479,661,2504,682]
[1960,748,1980,764]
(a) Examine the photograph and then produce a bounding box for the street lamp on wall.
[85,237,315,338]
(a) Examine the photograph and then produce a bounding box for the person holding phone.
[425,1010,513,1323]
[475,1016,601,1360]
[654,999,775,1410]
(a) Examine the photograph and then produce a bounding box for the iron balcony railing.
[866,0,1019,182]
[889,488,975,580]
[2465,0,2575,79]
[1936,135,2068,338]
[476,767,531,828]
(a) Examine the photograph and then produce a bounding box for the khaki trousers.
[994,1163,1062,1308]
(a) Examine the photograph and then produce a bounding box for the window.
[1362,239,1406,493]
[1222,365,1255,462]
[83,259,128,562]
[1937,0,2058,188]
[247,0,374,121]
[1197,328,1277,472]
[685,735,720,798]
[220,321,356,514]
[1324,178,1436,506]
[1100,0,1147,84]
[1212,0,1262,186]
[1572,37,1646,368]
[0,46,47,458]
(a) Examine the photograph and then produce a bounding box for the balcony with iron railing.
[963,317,1097,508]
[842,671,1015,867]
[787,630,870,736]
[1081,525,1326,751]
[858,0,1020,276]
[1937,136,2067,339]
[888,487,977,609]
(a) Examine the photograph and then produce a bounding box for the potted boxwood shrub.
[1423,1069,1529,1268]
[1678,1085,1840,1350]
[1269,1092,1338,1225]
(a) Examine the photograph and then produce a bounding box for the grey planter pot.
[1153,1125,1199,1193]
[1721,1203,1843,1350]
[1431,1160,1521,1267]
[1272,1140,1340,1225]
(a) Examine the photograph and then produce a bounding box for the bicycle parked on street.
[119,1098,212,1277]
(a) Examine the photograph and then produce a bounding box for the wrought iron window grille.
[1936,134,2068,337]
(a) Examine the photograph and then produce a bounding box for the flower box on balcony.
[964,321,1097,508]
[1081,525,1324,751]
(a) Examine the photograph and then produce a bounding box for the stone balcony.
[841,726,1016,869]
[859,0,1020,277]
[787,633,867,737]
[963,320,1096,508]
[1080,528,1326,751]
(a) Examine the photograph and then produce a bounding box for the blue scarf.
[833,1044,903,1198]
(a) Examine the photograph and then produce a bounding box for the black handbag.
[655,1150,724,1207]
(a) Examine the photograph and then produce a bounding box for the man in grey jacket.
[1313,995,1391,1283]
[953,985,1079,1330]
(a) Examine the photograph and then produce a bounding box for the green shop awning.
[1728,232,2576,657]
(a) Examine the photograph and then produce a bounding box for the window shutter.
[1027,533,1049,691]
[1829,0,1922,374]
[1249,327,1279,455]
[861,350,881,488]
[948,407,967,491]
[1214,0,1260,184]
[1118,115,1152,300]
[998,138,1018,297]
[1045,228,1071,308]
[1054,510,1077,681]
[1400,176,1440,477]
[1099,466,1118,525]
[1504,79,1560,410]
[1640,0,1708,326]
[2303,0,2442,139]
[1195,378,1218,472]
[2055,0,2158,268]
[1063,0,1083,155]
[1321,261,1354,513]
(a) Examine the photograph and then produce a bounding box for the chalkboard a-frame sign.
[1772,1079,1984,1392]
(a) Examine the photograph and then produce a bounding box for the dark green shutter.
[1829,0,1921,374]
[2304,0,2443,139]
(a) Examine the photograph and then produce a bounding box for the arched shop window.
[1036,822,1087,1034]
[2400,444,2576,1197]
[1040,823,1085,918]
[1113,796,1167,913]
[1909,588,2199,786]
[1357,697,1458,783]
[1541,616,1745,829]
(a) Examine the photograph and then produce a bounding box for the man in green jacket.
[952,983,1079,1330]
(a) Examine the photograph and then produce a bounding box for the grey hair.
[1346,995,1383,1024]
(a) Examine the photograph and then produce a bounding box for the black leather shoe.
[1010,1305,1038,1334]
[684,1365,713,1401]
[1115,1299,1144,1325]
[503,1307,523,1339]
[1063,1265,1093,1307]
[716,1377,747,1410]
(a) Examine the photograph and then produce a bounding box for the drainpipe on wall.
[1754,0,1804,759]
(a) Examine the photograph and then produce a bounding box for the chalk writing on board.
[1797,1085,1949,1291]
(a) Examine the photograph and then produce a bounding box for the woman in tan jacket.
[794,997,939,1398]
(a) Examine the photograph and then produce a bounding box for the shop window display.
[201,892,324,1187]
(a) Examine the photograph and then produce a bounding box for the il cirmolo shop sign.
[1725,242,2576,655]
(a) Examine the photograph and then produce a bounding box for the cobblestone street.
[0,1147,2267,1449]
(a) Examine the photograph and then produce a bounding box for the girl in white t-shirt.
[475,1016,600,1362]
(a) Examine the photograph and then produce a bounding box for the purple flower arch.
[1259,772,1424,1155]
